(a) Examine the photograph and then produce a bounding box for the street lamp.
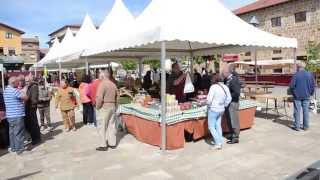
[249,16,260,27]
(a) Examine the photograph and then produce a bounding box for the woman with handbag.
[206,74,231,150]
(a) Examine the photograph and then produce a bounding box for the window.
[5,32,13,39]
[8,49,15,56]
[28,44,33,48]
[272,57,283,60]
[0,47,3,55]
[297,56,307,61]
[244,59,252,62]
[271,17,281,27]
[295,11,306,23]
[273,49,282,54]
[245,52,251,56]
[273,68,283,74]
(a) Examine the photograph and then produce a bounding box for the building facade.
[234,0,320,74]
[47,24,80,47]
[0,22,25,56]
[21,37,40,69]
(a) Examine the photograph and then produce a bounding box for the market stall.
[118,98,257,150]
[39,0,298,151]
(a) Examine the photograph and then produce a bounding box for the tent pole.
[85,57,89,75]
[138,58,143,80]
[293,48,297,73]
[254,48,258,85]
[59,62,62,82]
[160,41,167,152]
[34,65,37,78]
[190,54,194,80]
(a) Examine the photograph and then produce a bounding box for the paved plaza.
[0,87,320,180]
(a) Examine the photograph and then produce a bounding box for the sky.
[0,0,256,48]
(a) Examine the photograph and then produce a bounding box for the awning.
[0,55,24,70]
[234,59,301,66]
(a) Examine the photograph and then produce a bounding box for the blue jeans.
[208,110,223,145]
[293,99,310,129]
[7,117,25,153]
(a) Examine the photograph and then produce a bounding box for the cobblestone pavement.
[0,98,320,180]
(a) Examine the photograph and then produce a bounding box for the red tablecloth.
[122,107,256,150]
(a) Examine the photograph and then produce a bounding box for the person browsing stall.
[167,62,187,103]
[207,74,231,150]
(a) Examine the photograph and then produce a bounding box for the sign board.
[223,54,240,62]
[0,64,3,71]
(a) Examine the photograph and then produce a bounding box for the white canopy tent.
[86,0,297,59]
[39,0,298,151]
[59,14,97,66]
[34,37,61,68]
[82,0,298,151]
[55,0,136,67]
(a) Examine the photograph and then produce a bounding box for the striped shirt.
[3,86,25,118]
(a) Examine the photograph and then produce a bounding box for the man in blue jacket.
[289,62,315,131]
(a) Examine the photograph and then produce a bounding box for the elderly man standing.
[290,62,315,131]
[222,65,241,144]
[96,70,118,151]
[4,77,27,155]
[25,75,41,145]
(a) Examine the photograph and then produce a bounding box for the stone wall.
[22,42,40,65]
[238,0,320,60]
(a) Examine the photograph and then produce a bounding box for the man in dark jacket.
[25,75,41,145]
[290,63,315,131]
[223,65,241,144]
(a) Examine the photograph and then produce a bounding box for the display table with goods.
[118,94,258,150]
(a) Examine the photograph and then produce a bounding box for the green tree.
[120,60,137,70]
[305,41,320,73]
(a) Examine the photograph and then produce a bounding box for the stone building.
[234,0,320,74]
[47,24,81,47]
[21,37,40,69]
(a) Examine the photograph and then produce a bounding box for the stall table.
[118,100,258,150]
[253,94,292,120]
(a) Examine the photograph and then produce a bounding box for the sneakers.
[8,148,16,153]
[291,126,301,131]
[40,125,46,131]
[210,144,222,150]
[96,147,108,151]
[72,127,77,131]
[47,126,53,132]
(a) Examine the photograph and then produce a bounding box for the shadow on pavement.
[116,129,128,147]
[7,171,41,180]
[272,119,293,128]
[0,149,8,157]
